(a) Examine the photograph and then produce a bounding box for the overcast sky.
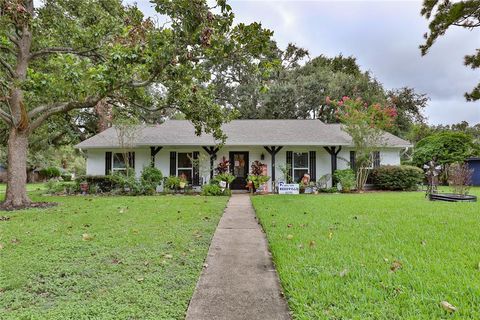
[132,0,480,126]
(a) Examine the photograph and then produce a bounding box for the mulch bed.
[0,202,58,212]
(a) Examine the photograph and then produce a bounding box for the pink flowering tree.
[328,96,397,191]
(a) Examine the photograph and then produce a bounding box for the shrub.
[39,167,61,179]
[45,180,78,194]
[109,171,143,195]
[164,176,180,191]
[333,169,356,192]
[371,165,424,191]
[319,187,338,193]
[140,167,163,195]
[61,173,72,181]
[201,184,231,196]
[447,162,473,195]
[76,175,115,193]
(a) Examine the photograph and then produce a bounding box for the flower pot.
[179,181,186,189]
[80,182,89,194]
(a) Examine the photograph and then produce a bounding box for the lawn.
[252,189,480,319]
[0,183,46,193]
[0,192,228,319]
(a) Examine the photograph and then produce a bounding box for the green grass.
[252,189,480,319]
[0,192,228,319]
[0,183,46,193]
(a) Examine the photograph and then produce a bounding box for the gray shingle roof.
[75,120,412,149]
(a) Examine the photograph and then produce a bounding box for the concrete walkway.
[186,194,291,320]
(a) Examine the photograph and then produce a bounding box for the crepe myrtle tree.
[0,0,273,209]
[328,96,397,191]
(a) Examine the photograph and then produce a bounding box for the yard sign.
[278,181,299,194]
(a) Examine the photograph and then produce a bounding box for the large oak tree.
[0,0,272,209]
[421,0,480,101]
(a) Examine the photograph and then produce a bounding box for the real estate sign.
[278,181,299,195]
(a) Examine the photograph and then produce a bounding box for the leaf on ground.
[286,234,294,240]
[309,240,316,248]
[328,232,333,240]
[203,263,208,268]
[82,233,93,241]
[440,301,457,313]
[11,238,20,244]
[390,260,402,272]
[136,277,144,282]
[339,268,349,277]
[0,243,4,250]
[0,216,10,221]
[164,254,173,259]
[421,240,427,246]
[287,224,293,228]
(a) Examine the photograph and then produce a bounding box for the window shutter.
[286,151,293,183]
[373,151,381,168]
[170,152,177,176]
[350,151,356,170]
[105,152,112,175]
[309,151,316,181]
[128,152,135,169]
[192,151,200,186]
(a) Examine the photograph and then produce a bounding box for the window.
[112,153,127,171]
[364,151,380,169]
[177,152,193,182]
[293,152,309,182]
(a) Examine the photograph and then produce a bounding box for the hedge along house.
[75,120,412,190]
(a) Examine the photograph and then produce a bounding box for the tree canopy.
[0,0,275,208]
[420,0,480,101]
[412,131,478,166]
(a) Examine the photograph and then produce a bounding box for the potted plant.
[164,176,180,193]
[179,173,187,189]
[247,161,270,194]
[299,181,306,194]
[215,172,235,189]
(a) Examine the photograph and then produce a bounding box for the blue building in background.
[467,158,480,186]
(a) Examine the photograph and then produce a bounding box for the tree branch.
[29,47,101,60]
[29,95,103,132]
[8,35,19,48]
[0,108,13,125]
[0,45,15,55]
[130,74,157,88]
[0,57,15,78]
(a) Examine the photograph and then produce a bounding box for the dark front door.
[229,151,249,190]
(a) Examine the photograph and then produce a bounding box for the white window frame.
[293,152,309,182]
[177,152,193,180]
[112,152,127,172]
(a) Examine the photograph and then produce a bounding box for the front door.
[229,151,249,190]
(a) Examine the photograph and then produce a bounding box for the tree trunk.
[2,128,31,209]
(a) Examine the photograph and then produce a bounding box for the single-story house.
[75,120,412,190]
